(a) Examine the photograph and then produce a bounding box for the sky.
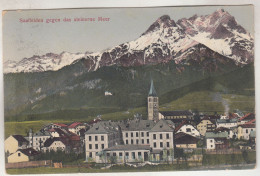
[2,5,254,62]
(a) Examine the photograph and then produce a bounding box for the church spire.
[148,79,157,97]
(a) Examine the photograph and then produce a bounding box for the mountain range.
[4,9,254,73]
[4,9,255,121]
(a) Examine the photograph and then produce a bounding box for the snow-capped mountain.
[4,9,254,73]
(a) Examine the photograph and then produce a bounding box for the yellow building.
[5,135,29,154]
[7,148,40,163]
[197,117,216,136]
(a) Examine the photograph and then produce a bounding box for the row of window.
[125,132,149,138]
[89,144,105,150]
[88,135,104,141]
[153,142,170,148]
[125,139,149,145]
[152,133,170,140]
[89,151,145,159]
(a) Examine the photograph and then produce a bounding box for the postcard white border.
[0,0,259,176]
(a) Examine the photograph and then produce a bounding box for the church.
[147,80,193,123]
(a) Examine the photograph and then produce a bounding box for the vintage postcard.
[3,5,255,174]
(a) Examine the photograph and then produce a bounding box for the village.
[4,80,256,170]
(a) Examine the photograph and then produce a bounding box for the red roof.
[239,113,255,121]
[68,122,82,129]
[245,119,256,124]
[228,113,238,119]
[53,123,68,127]
[70,135,80,141]
[239,124,255,128]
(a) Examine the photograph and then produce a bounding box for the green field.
[4,90,255,139]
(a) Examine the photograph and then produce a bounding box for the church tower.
[147,79,159,121]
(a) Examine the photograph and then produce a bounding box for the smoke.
[222,98,230,116]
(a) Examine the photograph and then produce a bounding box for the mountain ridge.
[4,8,254,73]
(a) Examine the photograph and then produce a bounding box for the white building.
[175,121,200,138]
[216,119,237,129]
[237,124,256,140]
[205,132,229,150]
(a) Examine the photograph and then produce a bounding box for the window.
[95,136,98,141]
[119,152,123,159]
[18,153,21,157]
[131,139,134,144]
[141,132,144,137]
[147,132,149,137]
[126,152,129,159]
[106,153,110,157]
[160,134,163,139]
[186,128,191,132]
[210,140,213,143]
[138,152,142,158]
[246,129,248,133]
[160,142,163,148]
[136,132,139,137]
[166,133,169,139]
[102,144,104,149]
[147,139,149,144]
[167,142,170,148]
[132,152,135,159]
[101,136,104,141]
[131,133,133,137]
[154,142,157,148]
[113,152,116,157]
[126,140,128,144]
[153,134,156,139]
[142,139,144,144]
[89,152,92,158]
[126,133,128,137]
[89,144,92,149]
[136,139,139,144]
[95,144,98,149]
[89,136,92,141]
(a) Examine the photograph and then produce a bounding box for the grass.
[160,91,224,113]
[222,94,255,113]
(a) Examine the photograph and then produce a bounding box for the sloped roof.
[120,120,155,131]
[18,148,40,156]
[205,131,228,138]
[53,123,68,127]
[239,113,255,121]
[44,137,69,147]
[214,127,230,133]
[199,116,215,124]
[49,128,69,137]
[150,120,175,132]
[175,132,199,144]
[160,111,193,116]
[174,120,194,132]
[68,122,83,129]
[245,119,256,124]
[34,130,51,137]
[12,135,29,144]
[85,121,120,134]
[238,124,255,128]
[104,145,151,151]
[216,118,237,123]
[148,79,157,97]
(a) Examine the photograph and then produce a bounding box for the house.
[51,123,68,129]
[159,110,193,123]
[214,127,237,139]
[100,145,151,164]
[149,120,175,162]
[197,116,216,136]
[85,121,122,162]
[237,124,255,140]
[28,129,51,151]
[205,132,229,150]
[216,118,237,129]
[68,122,88,135]
[175,121,200,138]
[7,148,40,163]
[120,119,155,145]
[175,132,199,149]
[5,135,29,154]
[49,128,69,138]
[43,137,70,152]
[238,113,255,125]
